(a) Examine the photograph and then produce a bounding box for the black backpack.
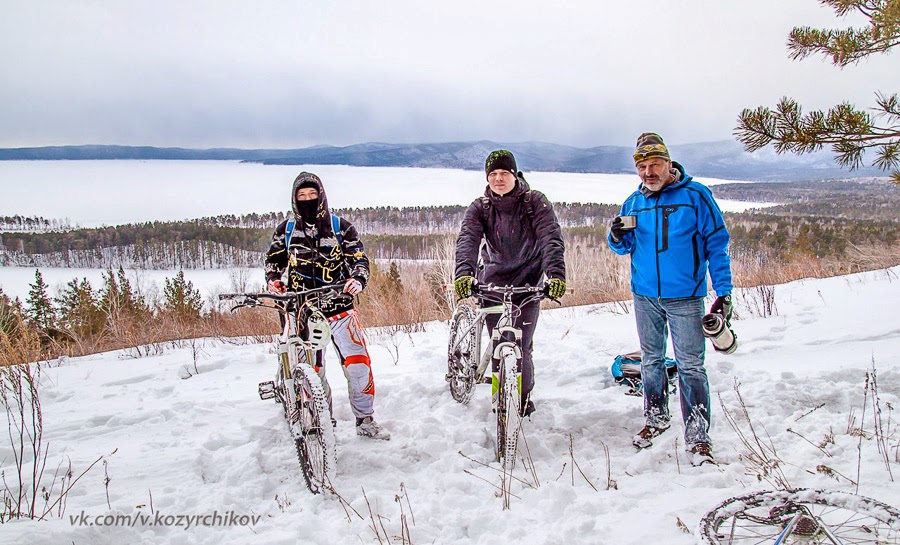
[479,185,538,231]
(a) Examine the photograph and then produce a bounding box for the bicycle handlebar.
[219,284,344,309]
[471,282,563,305]
[472,283,546,296]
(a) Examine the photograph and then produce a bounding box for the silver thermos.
[702,312,737,354]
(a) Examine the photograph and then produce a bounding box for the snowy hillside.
[0,141,886,180]
[1,267,899,544]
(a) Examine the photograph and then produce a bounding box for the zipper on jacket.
[654,196,662,297]
[660,206,678,252]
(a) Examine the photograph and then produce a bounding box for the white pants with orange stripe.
[303,309,376,419]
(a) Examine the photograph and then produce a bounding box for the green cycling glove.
[547,278,566,299]
[454,276,476,299]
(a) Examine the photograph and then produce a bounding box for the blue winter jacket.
[608,162,732,299]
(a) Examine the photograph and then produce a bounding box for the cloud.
[0,0,893,148]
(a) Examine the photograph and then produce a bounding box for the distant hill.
[0,140,886,181]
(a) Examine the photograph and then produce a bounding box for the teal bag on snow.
[611,350,678,396]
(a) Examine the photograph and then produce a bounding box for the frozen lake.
[0,160,770,228]
[0,160,774,301]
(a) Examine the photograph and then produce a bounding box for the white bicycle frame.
[277,304,329,432]
[450,283,546,388]
[466,301,515,382]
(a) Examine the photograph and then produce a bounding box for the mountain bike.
[446,283,548,472]
[696,488,900,544]
[219,285,341,494]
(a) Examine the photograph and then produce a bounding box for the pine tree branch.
[735,93,900,180]
[787,0,900,66]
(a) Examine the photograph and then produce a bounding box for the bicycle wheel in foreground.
[495,346,520,468]
[447,304,478,404]
[291,364,337,494]
[696,488,900,545]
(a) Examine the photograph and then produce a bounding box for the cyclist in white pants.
[264,171,390,440]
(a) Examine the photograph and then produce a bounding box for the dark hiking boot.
[632,423,670,449]
[688,442,715,466]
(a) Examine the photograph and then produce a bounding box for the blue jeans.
[633,294,710,447]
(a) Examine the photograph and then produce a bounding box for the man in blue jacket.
[608,133,733,466]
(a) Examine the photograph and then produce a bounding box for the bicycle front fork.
[490,326,523,409]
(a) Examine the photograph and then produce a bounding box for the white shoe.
[356,416,391,441]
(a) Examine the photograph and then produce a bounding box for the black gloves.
[609,217,628,243]
[710,295,733,322]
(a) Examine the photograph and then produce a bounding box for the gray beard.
[640,168,681,196]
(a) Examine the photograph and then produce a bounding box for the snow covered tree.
[735,0,900,184]
[162,270,203,321]
[25,269,55,332]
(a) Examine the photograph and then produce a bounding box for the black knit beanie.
[484,149,517,177]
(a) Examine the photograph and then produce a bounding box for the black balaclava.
[295,180,319,224]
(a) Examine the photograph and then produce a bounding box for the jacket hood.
[291,172,335,237]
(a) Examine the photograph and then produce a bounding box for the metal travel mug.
[617,215,637,230]
[702,313,737,354]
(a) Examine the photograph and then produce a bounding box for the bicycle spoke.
[699,489,900,545]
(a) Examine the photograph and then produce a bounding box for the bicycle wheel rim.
[697,488,900,545]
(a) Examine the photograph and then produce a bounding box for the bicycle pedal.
[480,377,492,384]
[258,381,276,400]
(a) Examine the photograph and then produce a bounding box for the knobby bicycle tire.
[291,364,336,495]
[447,304,478,404]
[696,488,900,545]
[496,345,520,470]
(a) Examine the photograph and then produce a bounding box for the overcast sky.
[1,0,894,149]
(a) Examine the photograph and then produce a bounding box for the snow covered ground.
[1,267,898,544]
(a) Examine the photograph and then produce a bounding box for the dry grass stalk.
[1,362,112,521]
[719,379,791,490]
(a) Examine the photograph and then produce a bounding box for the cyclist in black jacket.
[265,172,389,440]
[454,150,566,417]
